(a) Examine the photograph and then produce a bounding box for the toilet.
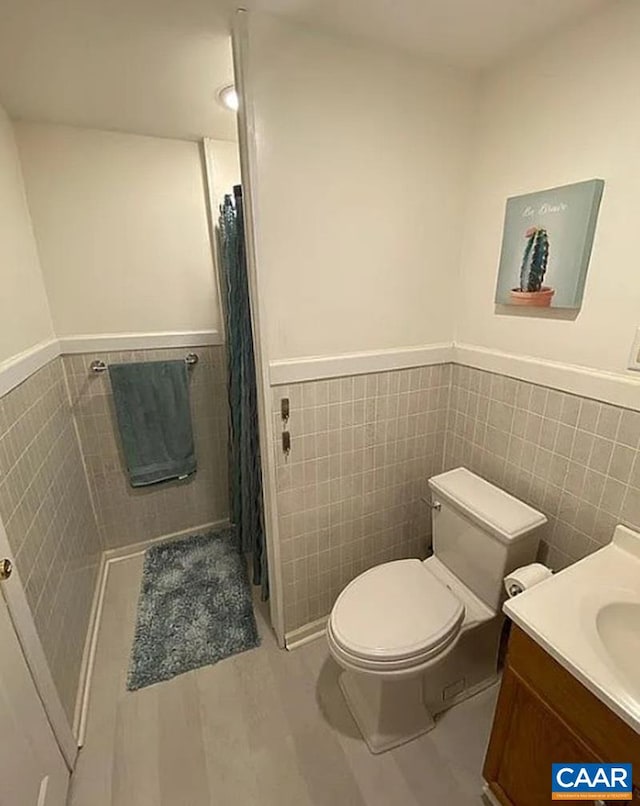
[327,466,547,754]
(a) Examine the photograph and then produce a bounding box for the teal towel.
[109,360,196,487]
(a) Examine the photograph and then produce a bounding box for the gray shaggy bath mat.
[127,528,260,690]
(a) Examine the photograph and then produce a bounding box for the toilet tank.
[428,467,547,612]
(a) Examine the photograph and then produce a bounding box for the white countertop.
[504,525,640,735]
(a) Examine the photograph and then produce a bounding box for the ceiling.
[0,0,608,142]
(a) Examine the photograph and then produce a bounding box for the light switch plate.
[628,328,640,372]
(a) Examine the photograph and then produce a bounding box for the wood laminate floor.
[69,555,498,806]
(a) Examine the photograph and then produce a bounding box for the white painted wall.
[0,105,54,363]
[204,138,241,212]
[242,14,475,361]
[456,1,640,377]
[15,123,224,337]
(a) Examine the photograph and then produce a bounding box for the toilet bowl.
[327,466,546,754]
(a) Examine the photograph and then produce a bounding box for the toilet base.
[338,670,435,754]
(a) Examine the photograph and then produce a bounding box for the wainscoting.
[0,338,231,727]
[445,363,640,570]
[63,346,229,549]
[270,351,640,641]
[272,365,450,633]
[0,358,101,720]
[4,331,640,720]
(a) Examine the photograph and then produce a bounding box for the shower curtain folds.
[217,185,268,599]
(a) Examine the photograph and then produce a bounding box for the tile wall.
[272,365,450,632]
[0,344,230,722]
[0,358,102,720]
[273,360,640,636]
[6,348,640,702]
[63,346,230,549]
[445,364,640,570]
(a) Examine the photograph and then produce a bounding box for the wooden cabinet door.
[484,665,601,806]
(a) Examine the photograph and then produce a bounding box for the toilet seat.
[328,559,465,672]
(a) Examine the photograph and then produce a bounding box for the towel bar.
[89,352,199,374]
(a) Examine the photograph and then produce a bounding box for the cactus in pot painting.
[494,179,605,311]
[510,226,554,307]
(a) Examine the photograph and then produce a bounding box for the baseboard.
[73,518,229,745]
[73,552,108,738]
[103,519,229,563]
[74,552,110,747]
[481,783,502,806]
[285,615,328,650]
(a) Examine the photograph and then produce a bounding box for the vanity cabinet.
[483,626,640,805]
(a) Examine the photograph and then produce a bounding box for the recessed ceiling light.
[218,85,239,112]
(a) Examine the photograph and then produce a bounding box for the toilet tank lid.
[428,467,547,543]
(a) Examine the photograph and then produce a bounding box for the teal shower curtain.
[217,185,268,599]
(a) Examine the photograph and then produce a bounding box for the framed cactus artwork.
[494,179,604,309]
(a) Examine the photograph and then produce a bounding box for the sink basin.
[504,524,640,734]
[596,601,640,700]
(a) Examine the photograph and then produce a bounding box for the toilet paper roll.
[504,563,552,598]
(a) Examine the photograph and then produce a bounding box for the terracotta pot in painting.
[509,286,555,307]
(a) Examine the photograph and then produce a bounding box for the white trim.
[0,331,225,399]
[74,519,227,745]
[267,338,640,412]
[481,784,502,806]
[4,337,640,415]
[233,11,286,648]
[454,343,640,411]
[269,343,454,386]
[285,616,328,650]
[73,551,108,747]
[0,338,59,398]
[59,330,222,354]
[103,519,227,563]
[0,517,77,769]
[36,776,50,806]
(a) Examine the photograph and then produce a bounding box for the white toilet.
[327,466,547,754]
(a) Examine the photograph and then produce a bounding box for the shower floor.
[69,554,498,806]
